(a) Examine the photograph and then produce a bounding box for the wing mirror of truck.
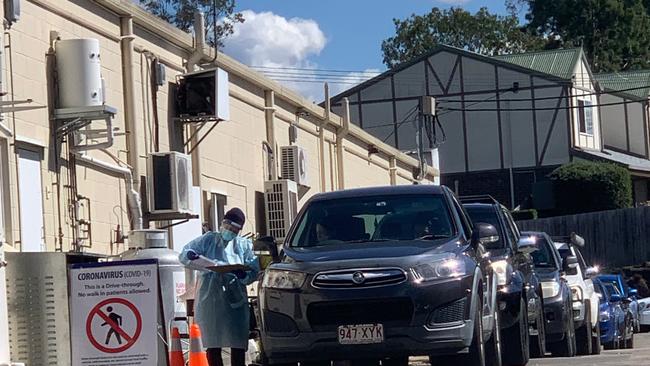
[584,266,599,279]
[253,236,281,267]
[629,288,638,299]
[517,237,539,255]
[472,223,499,249]
[563,255,579,276]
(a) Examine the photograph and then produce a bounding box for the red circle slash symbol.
[86,298,142,353]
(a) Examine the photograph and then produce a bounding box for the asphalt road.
[528,332,650,366]
[412,332,650,366]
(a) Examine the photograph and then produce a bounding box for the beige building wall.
[0,0,437,255]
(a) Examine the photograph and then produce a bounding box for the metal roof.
[493,48,583,80]
[594,71,650,99]
[573,147,650,173]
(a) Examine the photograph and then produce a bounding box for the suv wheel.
[575,303,593,355]
[623,319,635,349]
[485,307,502,366]
[591,320,601,355]
[530,301,546,358]
[502,298,530,366]
[549,300,576,357]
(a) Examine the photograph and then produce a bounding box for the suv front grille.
[428,298,467,326]
[307,298,413,331]
[312,268,407,289]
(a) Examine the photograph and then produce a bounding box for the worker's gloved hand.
[232,269,247,279]
[186,250,199,261]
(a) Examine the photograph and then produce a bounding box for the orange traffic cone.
[189,323,209,366]
[169,327,185,366]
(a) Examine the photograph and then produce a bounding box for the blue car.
[594,277,634,349]
[599,274,640,332]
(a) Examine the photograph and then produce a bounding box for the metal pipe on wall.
[319,83,330,192]
[120,16,140,195]
[187,12,206,187]
[264,90,277,180]
[336,98,350,189]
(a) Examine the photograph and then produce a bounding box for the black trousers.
[206,347,245,366]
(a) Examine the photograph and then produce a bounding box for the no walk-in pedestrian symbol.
[69,259,159,366]
[86,298,142,353]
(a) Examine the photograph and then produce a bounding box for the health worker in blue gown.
[180,207,260,366]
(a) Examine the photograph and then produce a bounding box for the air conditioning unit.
[280,145,308,186]
[147,152,193,215]
[176,67,230,121]
[264,180,298,243]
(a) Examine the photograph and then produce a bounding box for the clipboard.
[206,264,252,274]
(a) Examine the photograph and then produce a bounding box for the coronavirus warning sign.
[69,259,158,366]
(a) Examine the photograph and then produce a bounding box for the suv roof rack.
[458,195,500,205]
[551,232,585,248]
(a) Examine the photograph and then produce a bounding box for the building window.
[210,193,227,232]
[578,100,594,135]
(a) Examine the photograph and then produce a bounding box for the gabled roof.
[594,71,650,99]
[492,48,584,80]
[328,45,573,103]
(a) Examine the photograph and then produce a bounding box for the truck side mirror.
[563,255,579,276]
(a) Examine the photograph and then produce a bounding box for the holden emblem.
[352,271,366,285]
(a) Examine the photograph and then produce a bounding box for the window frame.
[210,192,227,232]
[578,99,594,135]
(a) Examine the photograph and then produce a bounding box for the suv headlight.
[262,269,306,289]
[490,260,512,286]
[410,257,466,283]
[571,286,583,302]
[541,281,561,298]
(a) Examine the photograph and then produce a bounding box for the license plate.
[337,324,384,344]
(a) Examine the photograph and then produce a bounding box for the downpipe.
[73,152,143,230]
[336,97,350,189]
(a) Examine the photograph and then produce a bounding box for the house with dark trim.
[328,46,650,207]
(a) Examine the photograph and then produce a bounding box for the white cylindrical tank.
[56,38,103,108]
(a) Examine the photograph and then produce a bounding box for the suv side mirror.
[517,237,539,255]
[563,255,579,275]
[472,223,499,248]
[610,293,622,303]
[629,288,638,298]
[585,266,599,278]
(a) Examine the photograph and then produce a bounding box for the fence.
[517,206,650,268]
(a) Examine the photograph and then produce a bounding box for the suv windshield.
[288,194,455,247]
[525,235,558,269]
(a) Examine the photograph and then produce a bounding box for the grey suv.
[258,185,502,366]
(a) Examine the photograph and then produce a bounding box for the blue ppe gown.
[179,231,260,349]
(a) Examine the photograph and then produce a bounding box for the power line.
[381,105,419,143]
[439,97,648,112]
[438,85,650,103]
[251,65,382,75]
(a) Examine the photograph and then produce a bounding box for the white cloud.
[222,10,377,102]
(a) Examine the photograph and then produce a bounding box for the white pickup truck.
[553,234,601,356]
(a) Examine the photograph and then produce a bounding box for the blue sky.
[233,0,508,71]
[223,0,510,100]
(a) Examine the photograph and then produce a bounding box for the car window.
[449,193,472,238]
[603,282,621,296]
[574,248,588,274]
[502,208,520,240]
[288,194,455,247]
[526,234,559,269]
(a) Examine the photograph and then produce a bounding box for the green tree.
[549,161,632,215]
[381,7,544,68]
[513,0,650,72]
[140,0,244,47]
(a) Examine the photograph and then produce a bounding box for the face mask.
[221,229,237,242]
